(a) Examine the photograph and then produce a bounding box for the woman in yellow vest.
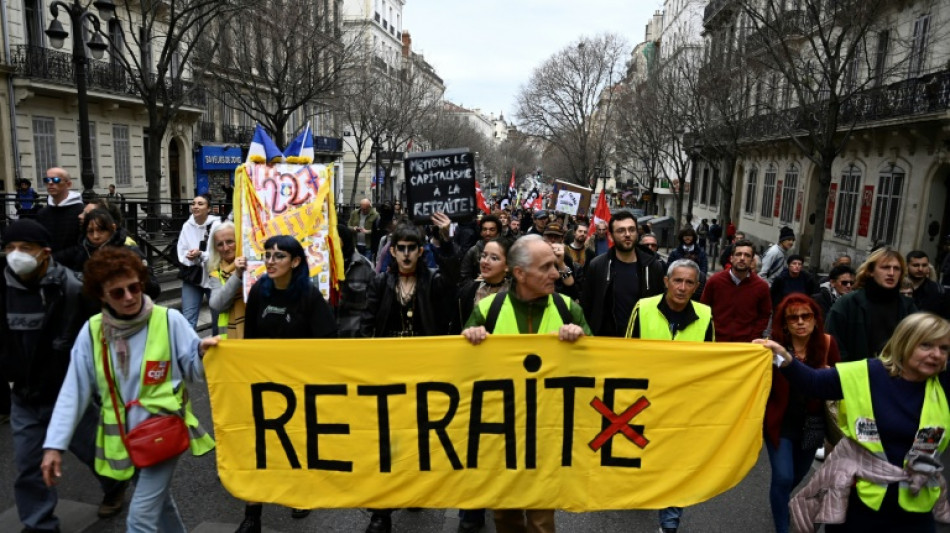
[758,313,950,532]
[208,222,246,340]
[40,247,218,532]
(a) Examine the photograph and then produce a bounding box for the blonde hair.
[207,221,236,273]
[879,313,950,378]
[854,247,906,290]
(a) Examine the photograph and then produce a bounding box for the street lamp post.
[45,0,115,202]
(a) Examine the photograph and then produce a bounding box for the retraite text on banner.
[204,336,771,511]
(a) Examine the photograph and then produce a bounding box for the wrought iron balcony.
[198,121,216,142]
[12,45,205,108]
[222,125,254,144]
[704,0,735,27]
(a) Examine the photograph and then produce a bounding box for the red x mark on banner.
[588,396,651,452]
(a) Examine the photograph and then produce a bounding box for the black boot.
[366,511,392,533]
[235,504,262,533]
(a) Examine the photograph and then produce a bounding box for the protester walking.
[760,227,795,285]
[2,220,129,532]
[35,168,84,253]
[207,222,246,340]
[624,258,713,533]
[763,294,839,533]
[759,312,950,532]
[42,247,217,533]
[701,239,771,342]
[177,194,220,330]
[462,234,591,533]
[238,235,337,530]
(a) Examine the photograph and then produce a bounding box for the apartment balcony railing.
[222,125,254,145]
[721,68,950,144]
[12,45,205,108]
[198,121,216,142]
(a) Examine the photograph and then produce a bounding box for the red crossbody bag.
[101,331,190,468]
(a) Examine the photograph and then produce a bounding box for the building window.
[744,167,758,215]
[908,15,930,78]
[699,167,710,205]
[113,125,131,186]
[834,165,861,238]
[779,165,798,224]
[760,165,777,218]
[872,29,889,87]
[710,167,720,207]
[32,116,56,185]
[871,166,905,244]
[24,0,44,47]
[76,121,98,186]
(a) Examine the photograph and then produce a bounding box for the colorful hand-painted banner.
[204,336,771,511]
[230,124,345,302]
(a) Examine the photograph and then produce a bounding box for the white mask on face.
[6,250,40,276]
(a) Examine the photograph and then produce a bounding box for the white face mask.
[7,250,40,276]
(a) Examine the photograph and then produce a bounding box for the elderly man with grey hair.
[624,258,714,533]
[461,234,591,533]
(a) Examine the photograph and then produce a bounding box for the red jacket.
[700,267,771,342]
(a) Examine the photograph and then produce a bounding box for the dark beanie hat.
[2,219,51,247]
[779,226,795,242]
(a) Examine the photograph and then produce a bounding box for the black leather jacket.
[337,252,377,338]
[361,265,454,337]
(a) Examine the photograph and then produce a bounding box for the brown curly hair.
[83,247,148,299]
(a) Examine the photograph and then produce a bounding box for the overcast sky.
[402,0,664,124]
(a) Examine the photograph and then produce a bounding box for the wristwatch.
[560,267,573,280]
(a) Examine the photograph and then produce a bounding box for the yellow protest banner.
[204,336,771,511]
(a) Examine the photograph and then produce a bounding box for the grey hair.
[207,221,235,273]
[666,258,700,279]
[509,234,544,271]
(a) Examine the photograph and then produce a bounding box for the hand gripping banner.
[204,336,771,511]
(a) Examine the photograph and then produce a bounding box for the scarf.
[101,295,154,378]
[216,262,247,339]
[474,278,511,305]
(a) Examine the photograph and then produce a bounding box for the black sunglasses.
[107,282,142,300]
[43,176,64,184]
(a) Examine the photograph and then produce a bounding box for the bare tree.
[733,0,940,268]
[106,0,249,205]
[614,52,698,234]
[336,47,443,204]
[515,33,628,186]
[198,0,354,148]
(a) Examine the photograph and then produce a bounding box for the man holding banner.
[625,259,714,533]
[462,234,590,533]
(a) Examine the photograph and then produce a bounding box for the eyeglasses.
[264,251,290,262]
[43,176,64,184]
[838,280,854,286]
[394,244,419,254]
[785,312,815,323]
[107,282,142,300]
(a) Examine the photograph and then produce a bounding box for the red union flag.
[474,180,491,214]
[593,190,613,247]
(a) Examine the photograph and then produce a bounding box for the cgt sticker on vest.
[912,427,945,456]
[855,417,880,443]
[144,361,170,385]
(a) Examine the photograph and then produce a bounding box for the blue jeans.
[765,437,816,533]
[126,454,186,533]
[11,394,117,531]
[658,506,683,529]
[181,282,211,331]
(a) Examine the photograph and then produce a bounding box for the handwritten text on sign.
[204,336,770,511]
[405,149,476,221]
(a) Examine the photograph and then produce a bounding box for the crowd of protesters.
[3,171,950,533]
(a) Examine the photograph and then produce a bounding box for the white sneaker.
[815,446,826,461]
